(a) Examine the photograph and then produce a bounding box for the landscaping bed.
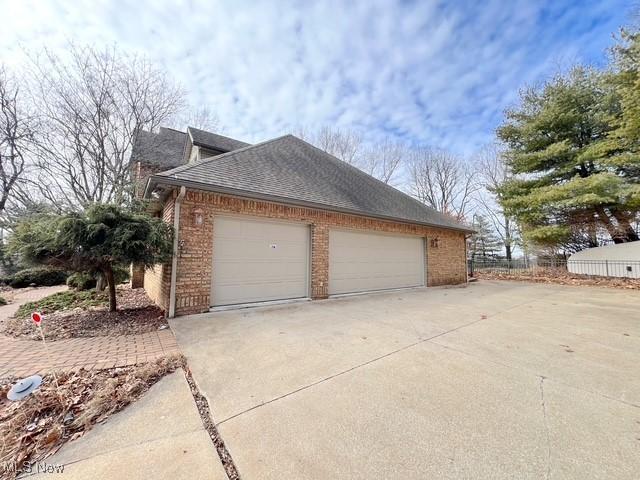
[1,286,168,340]
[0,354,184,480]
[475,270,640,289]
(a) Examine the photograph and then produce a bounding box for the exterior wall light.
[193,208,204,227]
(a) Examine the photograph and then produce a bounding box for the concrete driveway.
[171,281,640,479]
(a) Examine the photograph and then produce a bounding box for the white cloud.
[0,0,631,155]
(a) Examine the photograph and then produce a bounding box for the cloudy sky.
[0,0,633,155]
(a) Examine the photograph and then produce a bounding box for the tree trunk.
[505,243,512,261]
[104,266,117,312]
[611,211,639,242]
[96,272,106,291]
[595,207,624,244]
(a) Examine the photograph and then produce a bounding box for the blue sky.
[0,0,634,155]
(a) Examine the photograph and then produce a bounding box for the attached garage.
[211,216,310,306]
[329,229,425,295]
[143,132,471,317]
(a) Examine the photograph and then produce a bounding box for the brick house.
[131,126,472,317]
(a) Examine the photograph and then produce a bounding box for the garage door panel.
[329,230,424,295]
[212,217,309,306]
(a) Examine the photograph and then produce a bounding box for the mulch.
[1,287,168,340]
[0,354,185,480]
[475,270,640,289]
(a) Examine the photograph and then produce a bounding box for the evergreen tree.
[8,204,173,311]
[469,214,503,259]
[497,66,640,248]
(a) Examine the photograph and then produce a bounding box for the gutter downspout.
[169,186,186,318]
[464,233,472,282]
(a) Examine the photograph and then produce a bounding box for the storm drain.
[182,365,241,480]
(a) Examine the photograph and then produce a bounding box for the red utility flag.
[31,312,42,325]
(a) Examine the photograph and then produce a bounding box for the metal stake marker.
[31,312,61,392]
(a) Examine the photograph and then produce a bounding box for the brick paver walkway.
[0,285,180,379]
[0,330,180,378]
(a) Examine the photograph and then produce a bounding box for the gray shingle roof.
[149,135,471,232]
[188,127,250,152]
[130,127,187,169]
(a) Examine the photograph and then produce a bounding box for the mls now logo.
[2,461,65,475]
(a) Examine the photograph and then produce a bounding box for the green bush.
[15,290,107,319]
[66,266,130,291]
[114,265,130,284]
[66,272,97,290]
[0,296,6,306]
[8,267,68,288]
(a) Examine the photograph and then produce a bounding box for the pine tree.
[496,65,640,248]
[469,215,503,259]
[8,204,173,311]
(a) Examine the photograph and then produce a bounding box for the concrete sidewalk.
[29,371,226,479]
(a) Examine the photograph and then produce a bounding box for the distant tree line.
[2,24,638,267]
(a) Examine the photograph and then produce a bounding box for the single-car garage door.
[329,229,425,295]
[211,216,310,306]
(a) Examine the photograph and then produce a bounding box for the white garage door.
[329,230,425,295]
[211,217,310,306]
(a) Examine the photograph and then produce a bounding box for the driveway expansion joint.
[216,315,492,425]
[216,292,571,425]
[183,365,241,480]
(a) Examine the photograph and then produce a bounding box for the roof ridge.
[186,126,250,146]
[157,134,291,178]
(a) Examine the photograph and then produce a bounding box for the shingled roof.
[147,134,472,233]
[130,127,187,169]
[187,127,250,152]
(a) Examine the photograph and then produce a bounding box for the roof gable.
[130,128,187,169]
[187,127,250,152]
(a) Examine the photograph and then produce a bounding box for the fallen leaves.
[474,270,640,290]
[0,354,185,480]
[1,286,168,340]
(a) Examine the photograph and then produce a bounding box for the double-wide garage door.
[211,217,426,306]
[329,229,425,295]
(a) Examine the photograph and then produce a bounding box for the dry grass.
[0,354,185,479]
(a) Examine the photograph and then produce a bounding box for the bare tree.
[171,105,220,132]
[474,144,518,260]
[0,66,34,218]
[25,44,185,209]
[361,138,407,185]
[296,126,406,184]
[296,125,363,166]
[408,147,477,221]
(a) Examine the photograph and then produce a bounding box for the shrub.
[114,265,130,285]
[67,266,130,291]
[0,296,6,306]
[8,267,68,288]
[67,272,97,291]
[15,290,107,319]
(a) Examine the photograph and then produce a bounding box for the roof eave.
[146,175,474,234]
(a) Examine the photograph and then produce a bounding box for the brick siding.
[145,188,468,316]
[144,197,175,312]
